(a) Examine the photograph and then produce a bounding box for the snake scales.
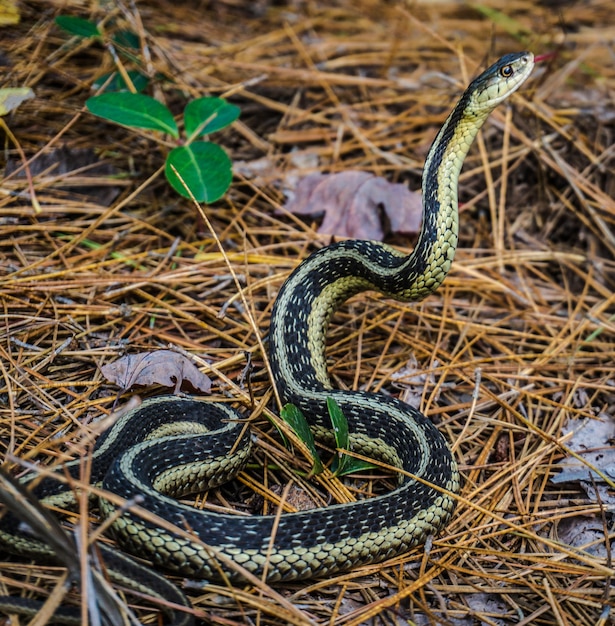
[0,52,534,625]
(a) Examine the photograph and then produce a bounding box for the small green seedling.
[86,93,238,202]
[55,17,148,93]
[280,403,324,476]
[280,398,378,477]
[56,15,239,203]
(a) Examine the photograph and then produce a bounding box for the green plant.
[55,16,149,93]
[280,398,377,477]
[56,15,239,203]
[86,93,238,202]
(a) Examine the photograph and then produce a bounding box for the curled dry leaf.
[101,350,212,394]
[284,171,422,240]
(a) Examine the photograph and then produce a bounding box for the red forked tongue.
[534,52,557,63]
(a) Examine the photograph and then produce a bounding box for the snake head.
[470,51,535,110]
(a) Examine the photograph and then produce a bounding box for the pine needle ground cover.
[0,1,614,625]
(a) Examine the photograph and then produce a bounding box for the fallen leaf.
[270,484,318,511]
[101,350,212,394]
[284,171,422,240]
[391,355,441,409]
[0,87,34,115]
[552,413,615,484]
[465,593,508,626]
[0,0,20,26]
[557,516,608,558]
[552,412,615,507]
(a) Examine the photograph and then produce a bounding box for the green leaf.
[112,30,140,49]
[333,457,378,478]
[111,30,143,66]
[327,397,377,477]
[55,15,101,38]
[280,404,323,475]
[327,397,350,475]
[165,142,232,203]
[86,93,178,137]
[184,97,240,139]
[327,397,349,450]
[92,70,149,93]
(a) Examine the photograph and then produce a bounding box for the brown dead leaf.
[285,171,422,240]
[271,484,318,511]
[101,350,212,394]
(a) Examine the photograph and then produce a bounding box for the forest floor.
[0,1,614,625]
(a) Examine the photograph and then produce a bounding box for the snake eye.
[500,64,514,78]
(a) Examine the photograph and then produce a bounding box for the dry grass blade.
[1,1,614,625]
[0,469,137,625]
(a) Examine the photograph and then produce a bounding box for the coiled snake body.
[0,52,534,625]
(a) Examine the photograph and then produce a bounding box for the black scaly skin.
[0,52,534,624]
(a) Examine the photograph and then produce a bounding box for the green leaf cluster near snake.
[0,52,535,626]
[280,397,378,476]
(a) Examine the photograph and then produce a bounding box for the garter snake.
[0,52,534,625]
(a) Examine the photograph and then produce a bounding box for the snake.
[0,52,534,625]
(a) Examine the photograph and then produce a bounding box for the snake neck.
[415,92,498,296]
[269,238,443,398]
[270,87,505,401]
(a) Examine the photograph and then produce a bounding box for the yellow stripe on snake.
[0,52,534,626]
